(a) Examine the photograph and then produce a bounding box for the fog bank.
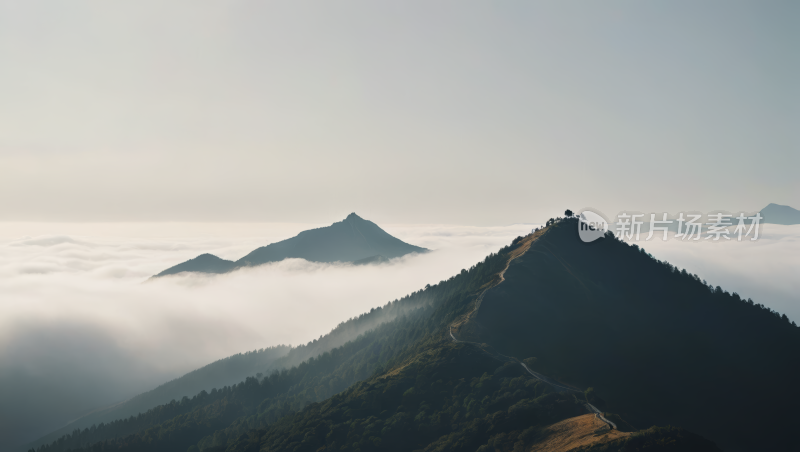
[0,222,533,448]
[0,221,797,449]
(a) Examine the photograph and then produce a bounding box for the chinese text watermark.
[576,209,762,243]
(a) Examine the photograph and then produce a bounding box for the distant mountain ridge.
[154,213,427,278]
[760,202,800,225]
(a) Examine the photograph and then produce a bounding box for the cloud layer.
[0,222,535,448]
[0,221,797,448]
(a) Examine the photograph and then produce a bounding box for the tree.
[565,209,573,217]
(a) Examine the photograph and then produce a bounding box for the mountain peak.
[153,213,427,277]
[153,253,236,277]
[760,203,800,225]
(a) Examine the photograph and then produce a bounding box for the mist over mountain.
[0,222,531,452]
[26,294,435,452]
[27,217,800,452]
[24,346,290,451]
[154,214,427,278]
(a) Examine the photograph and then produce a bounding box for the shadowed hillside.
[470,217,800,452]
[154,214,427,277]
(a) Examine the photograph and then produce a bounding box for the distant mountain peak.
[153,253,236,278]
[760,203,800,225]
[153,214,427,277]
[195,253,224,260]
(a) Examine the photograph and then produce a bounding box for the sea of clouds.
[0,221,797,448]
[0,222,535,447]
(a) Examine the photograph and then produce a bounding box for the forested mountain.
[154,213,427,277]
[465,218,800,452]
[30,215,799,452]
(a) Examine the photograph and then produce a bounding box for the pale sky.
[1,1,797,225]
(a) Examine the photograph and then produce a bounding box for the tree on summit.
[565,209,574,217]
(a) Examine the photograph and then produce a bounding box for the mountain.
[154,213,427,277]
[31,216,800,452]
[464,218,800,452]
[156,254,238,276]
[760,202,800,225]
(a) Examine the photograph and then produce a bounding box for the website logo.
[578,209,609,243]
